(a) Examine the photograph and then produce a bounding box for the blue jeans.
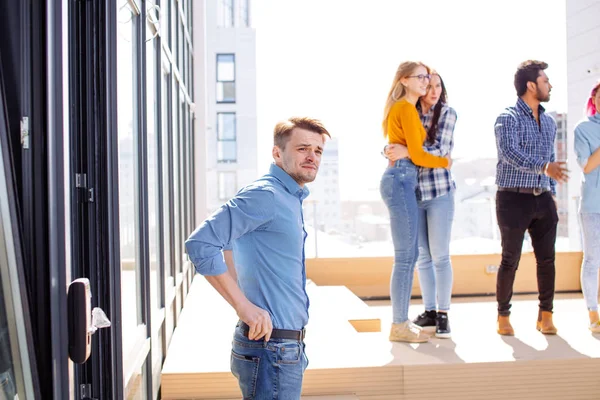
[0,369,15,400]
[580,213,600,312]
[230,325,308,399]
[416,191,455,312]
[380,159,419,324]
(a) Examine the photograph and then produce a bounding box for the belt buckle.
[300,328,306,341]
[533,187,543,196]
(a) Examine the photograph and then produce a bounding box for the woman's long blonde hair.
[382,61,430,137]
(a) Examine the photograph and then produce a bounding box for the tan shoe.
[497,315,514,336]
[536,310,557,335]
[389,321,430,343]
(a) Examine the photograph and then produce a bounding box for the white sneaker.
[389,321,430,343]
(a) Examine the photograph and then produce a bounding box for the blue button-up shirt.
[574,113,600,214]
[495,98,556,194]
[185,164,310,330]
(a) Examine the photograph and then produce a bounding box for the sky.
[252,0,568,200]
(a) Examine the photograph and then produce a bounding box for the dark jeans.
[496,191,558,316]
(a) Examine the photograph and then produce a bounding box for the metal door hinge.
[21,117,29,149]
[80,383,97,400]
[75,174,94,202]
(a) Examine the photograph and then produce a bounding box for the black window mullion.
[134,3,153,397]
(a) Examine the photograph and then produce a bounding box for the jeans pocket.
[230,350,260,400]
[274,342,301,365]
[380,172,394,203]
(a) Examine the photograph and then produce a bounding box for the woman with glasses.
[387,71,457,339]
[574,80,600,333]
[380,61,451,343]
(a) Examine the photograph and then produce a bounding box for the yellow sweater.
[386,99,449,168]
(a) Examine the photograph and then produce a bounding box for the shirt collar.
[516,97,546,116]
[590,112,600,125]
[269,163,310,200]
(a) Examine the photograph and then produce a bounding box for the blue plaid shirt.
[495,98,556,194]
[416,104,457,201]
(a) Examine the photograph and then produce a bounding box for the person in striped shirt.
[386,71,457,339]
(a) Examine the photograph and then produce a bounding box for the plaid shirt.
[495,98,556,194]
[416,104,457,201]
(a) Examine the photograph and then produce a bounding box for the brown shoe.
[497,315,514,336]
[536,310,557,335]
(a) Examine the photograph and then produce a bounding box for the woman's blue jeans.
[580,213,600,312]
[416,191,455,312]
[380,159,419,324]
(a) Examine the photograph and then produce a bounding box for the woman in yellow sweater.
[380,61,450,343]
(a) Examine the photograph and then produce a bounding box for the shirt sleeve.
[392,103,448,168]
[424,107,457,157]
[495,112,546,173]
[574,124,591,171]
[185,188,275,276]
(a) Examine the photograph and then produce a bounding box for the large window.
[116,0,141,359]
[216,54,236,103]
[217,0,234,28]
[240,0,250,27]
[218,172,238,200]
[217,112,237,163]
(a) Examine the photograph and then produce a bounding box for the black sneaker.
[412,310,437,332]
[436,312,451,339]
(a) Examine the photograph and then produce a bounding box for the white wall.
[566,0,600,249]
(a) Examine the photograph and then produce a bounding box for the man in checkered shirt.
[494,60,569,337]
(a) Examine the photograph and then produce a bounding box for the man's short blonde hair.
[273,117,331,150]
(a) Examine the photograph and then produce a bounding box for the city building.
[203,0,257,214]
[549,111,569,237]
[304,138,342,234]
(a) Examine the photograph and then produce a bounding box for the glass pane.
[218,0,234,27]
[217,113,236,140]
[180,100,188,249]
[161,69,173,283]
[162,0,170,48]
[117,0,140,352]
[217,141,237,163]
[125,364,148,400]
[217,82,236,103]
[172,82,182,273]
[171,0,178,62]
[146,20,160,312]
[216,55,235,81]
[218,172,237,200]
[240,0,250,26]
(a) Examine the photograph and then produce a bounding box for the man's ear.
[527,81,536,93]
[272,146,281,161]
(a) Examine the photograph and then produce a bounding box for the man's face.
[535,71,552,102]
[273,128,325,186]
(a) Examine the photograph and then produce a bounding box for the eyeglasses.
[407,74,431,82]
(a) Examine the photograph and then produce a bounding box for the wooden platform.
[161,276,600,400]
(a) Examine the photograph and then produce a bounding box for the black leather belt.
[498,187,550,196]
[238,321,306,341]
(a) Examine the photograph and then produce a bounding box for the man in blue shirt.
[185,117,330,398]
[494,60,569,336]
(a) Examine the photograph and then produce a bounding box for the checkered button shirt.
[494,98,556,194]
[416,104,457,201]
